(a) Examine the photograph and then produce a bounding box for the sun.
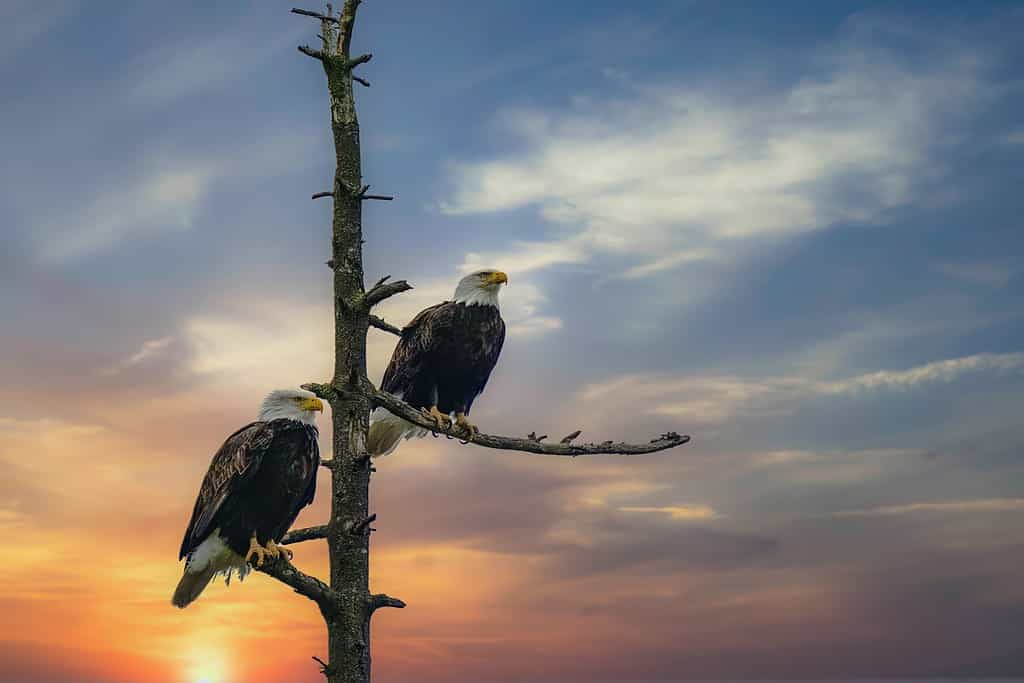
[186,646,228,683]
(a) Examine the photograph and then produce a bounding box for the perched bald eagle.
[368,269,507,456]
[172,388,323,608]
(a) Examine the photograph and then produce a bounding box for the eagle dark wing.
[464,315,505,413]
[178,422,273,560]
[380,302,456,397]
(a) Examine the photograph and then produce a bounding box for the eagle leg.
[267,539,292,561]
[244,532,272,568]
[420,405,451,432]
[455,412,478,438]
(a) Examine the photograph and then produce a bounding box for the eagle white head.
[453,269,508,308]
[258,388,324,424]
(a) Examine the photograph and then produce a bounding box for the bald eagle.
[172,388,323,608]
[368,269,507,456]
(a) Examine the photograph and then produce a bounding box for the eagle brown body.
[178,420,319,561]
[381,301,505,415]
[172,389,322,608]
[368,269,508,457]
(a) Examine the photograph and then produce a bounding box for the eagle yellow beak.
[487,271,508,285]
[299,397,324,412]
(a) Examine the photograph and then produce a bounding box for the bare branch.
[363,193,393,201]
[258,558,337,607]
[528,431,548,442]
[350,513,376,535]
[312,191,334,200]
[364,279,413,307]
[369,314,402,336]
[312,656,335,679]
[291,7,339,24]
[298,45,326,61]
[353,75,370,87]
[347,53,373,68]
[560,430,582,444]
[302,382,341,402]
[371,388,691,456]
[283,524,329,545]
[369,593,406,612]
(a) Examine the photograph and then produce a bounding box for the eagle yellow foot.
[244,534,274,568]
[455,412,478,437]
[420,405,451,431]
[267,540,292,561]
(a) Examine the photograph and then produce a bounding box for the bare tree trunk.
[294,6,378,682]
[263,5,689,683]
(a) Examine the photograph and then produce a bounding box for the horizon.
[2,1,1024,682]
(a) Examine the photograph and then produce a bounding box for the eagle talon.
[244,533,271,568]
[266,539,292,561]
[420,405,451,432]
[455,413,478,439]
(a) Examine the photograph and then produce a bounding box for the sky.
[2,0,1024,681]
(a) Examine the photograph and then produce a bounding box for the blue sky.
[2,1,1024,680]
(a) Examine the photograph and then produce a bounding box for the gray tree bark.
[258,4,690,683]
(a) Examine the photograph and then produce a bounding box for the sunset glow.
[3,1,1024,681]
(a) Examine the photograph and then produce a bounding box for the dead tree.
[257,4,691,682]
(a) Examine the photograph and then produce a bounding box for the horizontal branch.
[353,75,371,87]
[346,53,372,68]
[369,593,406,612]
[369,314,402,336]
[291,7,339,24]
[258,558,337,607]
[350,513,376,535]
[297,45,326,61]
[312,191,334,200]
[370,388,691,456]
[353,184,392,201]
[282,524,329,545]
[364,277,413,307]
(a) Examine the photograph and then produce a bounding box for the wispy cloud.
[620,504,718,520]
[0,1,77,62]
[33,131,318,265]
[578,351,1024,425]
[441,14,990,278]
[129,22,308,106]
[825,352,1024,394]
[100,336,175,376]
[933,260,1014,288]
[835,498,1024,517]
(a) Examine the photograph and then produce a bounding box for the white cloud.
[577,351,1024,425]
[39,166,214,265]
[835,499,1024,517]
[825,352,1024,394]
[34,131,318,265]
[441,16,987,278]
[176,269,560,396]
[182,299,333,389]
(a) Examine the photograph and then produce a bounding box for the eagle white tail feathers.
[172,532,248,608]
[368,406,428,457]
